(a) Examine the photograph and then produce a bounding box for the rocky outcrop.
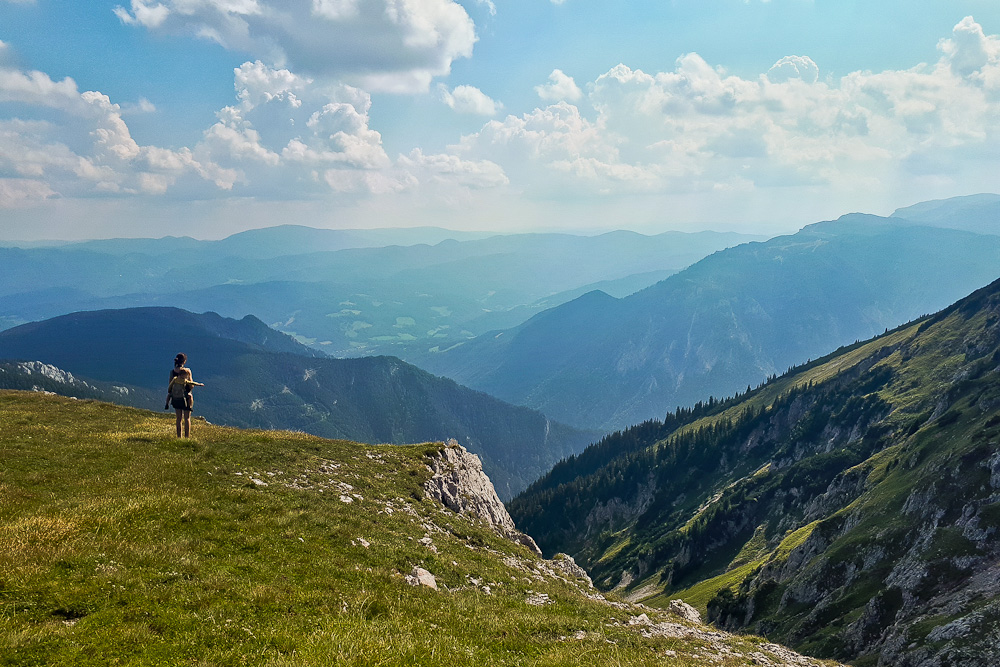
[424,441,541,555]
[622,610,844,666]
[550,553,594,589]
[15,361,87,387]
[668,599,702,624]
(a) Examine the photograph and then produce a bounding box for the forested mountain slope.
[0,308,598,498]
[510,276,1000,666]
[422,216,1000,430]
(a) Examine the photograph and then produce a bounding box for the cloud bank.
[0,58,505,209]
[0,66,236,207]
[2,16,1000,232]
[113,0,477,93]
[456,16,1000,206]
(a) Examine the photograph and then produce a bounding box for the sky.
[1,0,1000,240]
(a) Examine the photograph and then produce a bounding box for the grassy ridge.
[0,392,838,666]
[0,308,601,500]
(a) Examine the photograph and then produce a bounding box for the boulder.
[406,566,437,590]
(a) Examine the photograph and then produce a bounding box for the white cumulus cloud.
[0,64,235,204]
[0,55,511,211]
[196,61,393,195]
[767,55,819,84]
[439,84,502,115]
[455,16,1000,210]
[534,69,582,102]
[113,0,477,93]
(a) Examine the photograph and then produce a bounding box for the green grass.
[774,521,820,561]
[0,391,841,666]
[663,521,819,617]
[729,524,768,569]
[663,561,762,617]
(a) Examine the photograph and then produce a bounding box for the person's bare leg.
[185,396,194,438]
[175,408,183,437]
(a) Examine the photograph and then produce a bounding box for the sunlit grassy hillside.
[0,392,841,666]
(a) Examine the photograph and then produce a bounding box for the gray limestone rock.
[424,441,541,555]
[551,553,594,588]
[406,566,437,589]
[668,599,702,624]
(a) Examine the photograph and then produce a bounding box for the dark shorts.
[171,397,191,412]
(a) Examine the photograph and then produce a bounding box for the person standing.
[166,353,204,438]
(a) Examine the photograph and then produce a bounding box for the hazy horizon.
[5,192,995,245]
[0,221,772,244]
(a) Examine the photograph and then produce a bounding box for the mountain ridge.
[418,216,1000,430]
[509,275,1000,666]
[892,193,1000,236]
[0,226,758,357]
[0,307,599,498]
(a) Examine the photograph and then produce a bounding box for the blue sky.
[2,0,1000,240]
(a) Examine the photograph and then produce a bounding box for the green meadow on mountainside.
[0,392,841,666]
[510,277,1000,666]
[0,308,598,499]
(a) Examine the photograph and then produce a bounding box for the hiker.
[166,353,204,438]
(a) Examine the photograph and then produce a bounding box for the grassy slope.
[0,392,840,667]
[0,308,600,500]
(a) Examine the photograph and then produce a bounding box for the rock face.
[15,361,84,386]
[424,441,541,555]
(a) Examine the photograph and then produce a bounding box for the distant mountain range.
[416,209,1000,430]
[0,308,598,498]
[892,192,1000,236]
[0,225,495,254]
[0,226,758,357]
[509,276,1000,666]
